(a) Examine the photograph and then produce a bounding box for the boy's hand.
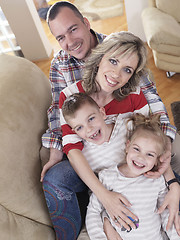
[101,190,138,232]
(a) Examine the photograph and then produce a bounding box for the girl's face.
[124,134,161,178]
[95,51,139,95]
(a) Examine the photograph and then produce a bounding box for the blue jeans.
[43,159,88,240]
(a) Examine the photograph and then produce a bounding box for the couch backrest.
[155,0,180,22]
[0,54,52,226]
[148,0,156,7]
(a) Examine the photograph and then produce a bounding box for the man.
[40,2,178,239]
[40,1,106,180]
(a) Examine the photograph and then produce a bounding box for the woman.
[43,32,180,240]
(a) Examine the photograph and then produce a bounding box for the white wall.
[124,0,148,41]
[0,0,53,61]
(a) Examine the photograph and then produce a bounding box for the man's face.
[49,7,92,60]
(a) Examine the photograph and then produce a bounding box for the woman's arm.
[139,72,176,141]
[68,149,138,231]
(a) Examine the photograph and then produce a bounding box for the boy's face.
[125,134,161,177]
[66,103,110,145]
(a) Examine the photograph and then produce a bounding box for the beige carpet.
[74,0,124,21]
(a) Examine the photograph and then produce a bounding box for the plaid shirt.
[42,31,176,150]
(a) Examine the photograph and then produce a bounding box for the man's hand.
[144,137,172,178]
[157,183,180,235]
[40,148,63,182]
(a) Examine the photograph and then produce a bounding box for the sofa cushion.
[142,8,180,53]
[0,205,55,240]
[0,54,54,240]
[156,0,180,22]
[152,50,180,72]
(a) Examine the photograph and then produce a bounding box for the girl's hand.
[104,218,122,240]
[157,183,180,235]
[101,190,138,231]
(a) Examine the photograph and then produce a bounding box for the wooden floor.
[34,2,180,125]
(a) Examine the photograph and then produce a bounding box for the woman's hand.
[144,137,172,179]
[157,183,180,235]
[101,190,138,231]
[40,148,63,182]
[103,218,122,240]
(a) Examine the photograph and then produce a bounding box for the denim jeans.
[43,159,88,240]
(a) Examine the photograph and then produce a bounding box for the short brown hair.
[62,93,99,121]
[46,1,84,25]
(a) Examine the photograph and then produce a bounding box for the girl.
[86,113,180,239]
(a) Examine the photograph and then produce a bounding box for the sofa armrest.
[142,8,180,51]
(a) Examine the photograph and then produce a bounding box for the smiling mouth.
[106,77,118,87]
[70,43,82,52]
[132,160,145,168]
[89,130,100,140]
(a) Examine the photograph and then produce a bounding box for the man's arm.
[40,56,70,180]
[140,71,177,140]
[157,166,180,235]
[42,56,69,150]
[157,176,180,237]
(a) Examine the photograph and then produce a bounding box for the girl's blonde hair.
[127,113,168,171]
[82,31,147,100]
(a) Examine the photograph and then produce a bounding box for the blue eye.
[109,58,117,65]
[75,126,82,132]
[88,116,95,122]
[57,36,64,42]
[147,153,155,158]
[133,147,139,152]
[124,68,132,74]
[71,27,77,33]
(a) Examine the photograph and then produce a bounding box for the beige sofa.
[141,0,180,74]
[0,54,89,240]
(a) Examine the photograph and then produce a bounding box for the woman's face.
[95,51,139,94]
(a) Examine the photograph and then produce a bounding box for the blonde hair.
[82,31,147,100]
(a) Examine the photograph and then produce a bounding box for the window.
[0,7,23,56]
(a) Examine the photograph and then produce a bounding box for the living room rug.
[73,0,124,21]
